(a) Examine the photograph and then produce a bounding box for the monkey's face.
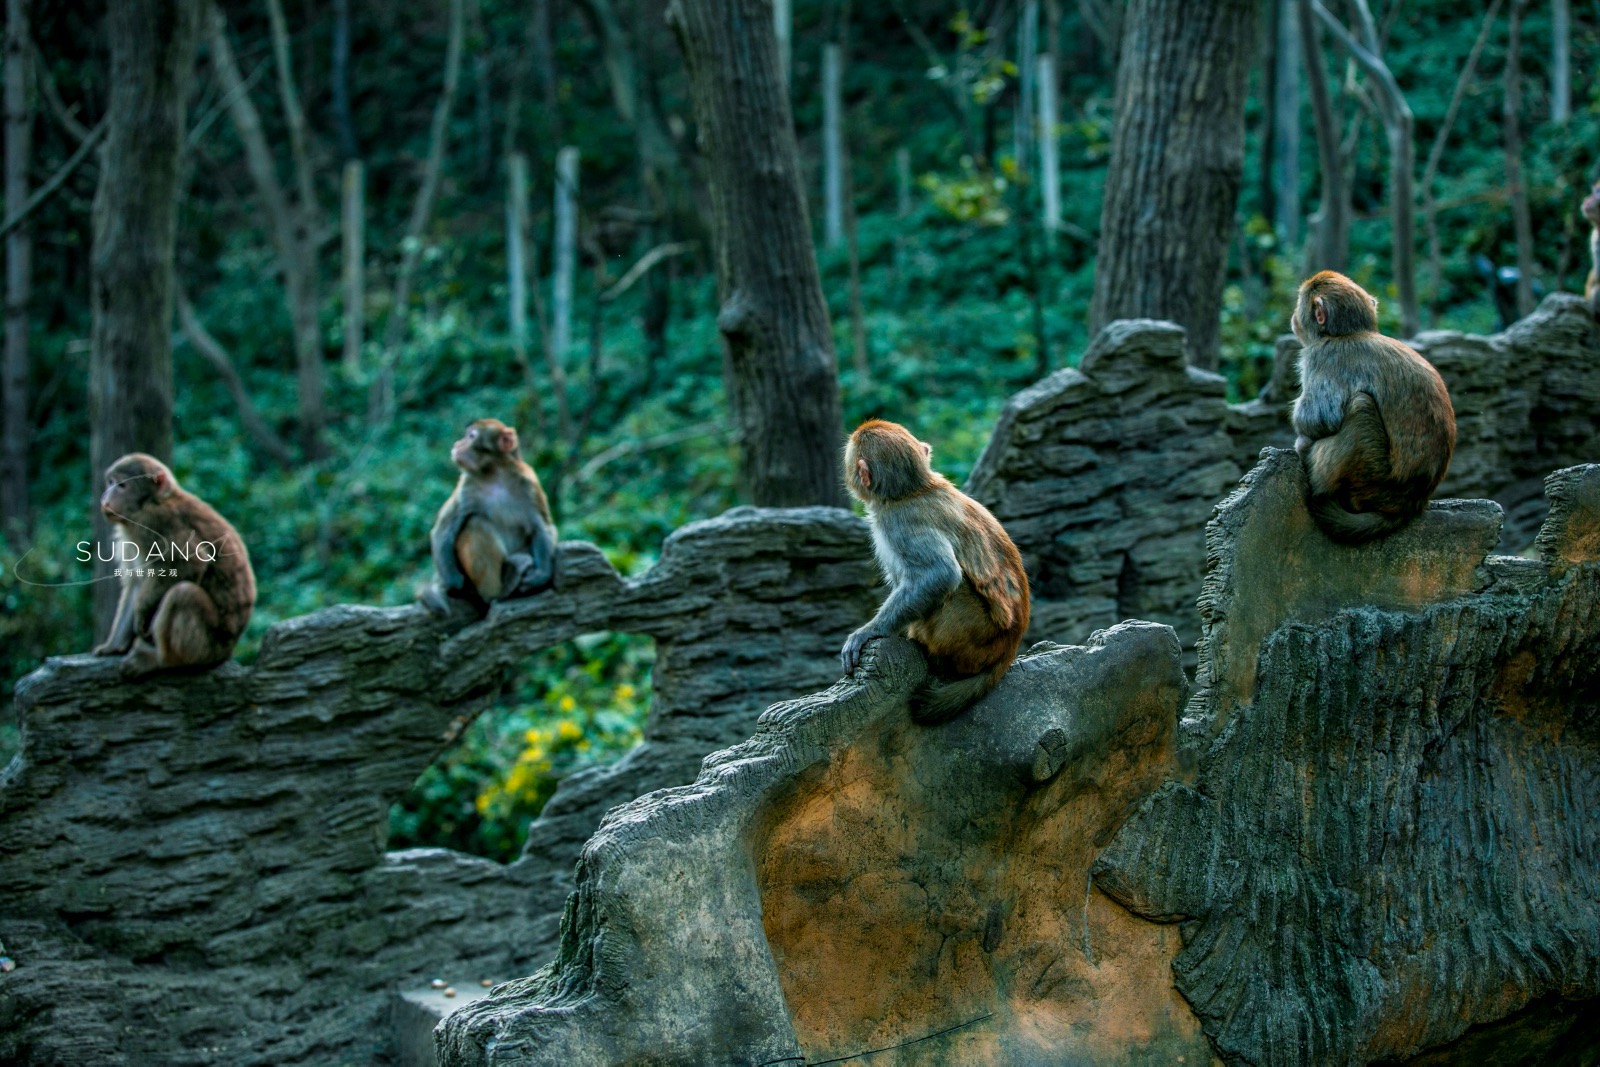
[453,420,519,474]
[1583,183,1600,226]
[101,455,173,521]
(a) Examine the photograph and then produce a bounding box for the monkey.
[1582,178,1599,319]
[840,419,1030,723]
[1290,271,1457,544]
[421,418,557,615]
[93,453,256,677]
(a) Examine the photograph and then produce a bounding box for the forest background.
[2,0,1596,861]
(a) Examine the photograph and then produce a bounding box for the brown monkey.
[1582,178,1599,318]
[422,418,557,614]
[1291,271,1456,543]
[94,454,256,676]
[841,420,1030,723]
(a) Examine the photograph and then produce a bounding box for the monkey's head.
[101,453,178,522]
[844,420,933,504]
[1293,271,1379,343]
[1582,180,1600,226]
[452,418,521,475]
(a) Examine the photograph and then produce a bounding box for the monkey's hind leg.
[122,582,226,676]
[455,519,507,600]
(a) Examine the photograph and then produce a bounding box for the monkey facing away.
[94,453,256,676]
[1291,271,1457,544]
[1583,178,1599,319]
[841,420,1030,723]
[422,418,557,614]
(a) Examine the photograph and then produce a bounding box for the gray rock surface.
[439,453,1600,1066]
[0,506,877,1065]
[970,294,1600,652]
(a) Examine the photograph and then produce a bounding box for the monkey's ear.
[920,441,932,459]
[498,429,518,453]
[1368,295,1379,314]
[1313,295,1327,326]
[152,468,171,496]
[856,458,872,489]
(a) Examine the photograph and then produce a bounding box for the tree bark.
[2,0,29,542]
[668,0,847,508]
[331,0,357,160]
[1038,53,1061,245]
[1299,0,1347,273]
[822,43,844,250]
[550,144,577,440]
[90,0,200,631]
[1504,0,1535,320]
[1088,0,1257,371]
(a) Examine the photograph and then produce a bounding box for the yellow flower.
[616,684,636,701]
[558,720,583,741]
[475,793,491,815]
[559,695,576,713]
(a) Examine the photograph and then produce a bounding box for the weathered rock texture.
[0,507,877,1065]
[439,453,1600,1066]
[969,293,1600,652]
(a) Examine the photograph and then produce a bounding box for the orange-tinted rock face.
[757,627,1216,1065]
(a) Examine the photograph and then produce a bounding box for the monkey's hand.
[841,626,887,675]
[93,636,133,657]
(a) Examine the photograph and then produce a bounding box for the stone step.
[393,983,491,1067]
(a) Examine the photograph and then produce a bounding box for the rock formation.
[440,454,1600,1066]
[0,508,877,1065]
[970,293,1600,652]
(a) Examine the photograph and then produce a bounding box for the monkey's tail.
[1307,495,1420,545]
[911,668,1003,725]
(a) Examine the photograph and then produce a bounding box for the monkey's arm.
[842,528,962,674]
[1292,358,1348,449]
[430,505,472,592]
[93,576,138,655]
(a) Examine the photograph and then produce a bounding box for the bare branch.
[1421,0,1501,192]
[600,242,694,302]
[30,38,91,141]
[263,0,318,220]
[0,119,105,240]
[176,290,296,466]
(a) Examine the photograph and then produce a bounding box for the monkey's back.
[175,489,257,640]
[906,486,1030,678]
[1319,334,1456,493]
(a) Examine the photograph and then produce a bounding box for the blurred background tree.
[2,0,1596,859]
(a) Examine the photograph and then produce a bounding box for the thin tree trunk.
[371,0,464,419]
[177,291,295,466]
[1037,53,1061,245]
[822,43,844,250]
[206,2,324,457]
[341,160,364,371]
[2,0,30,542]
[332,0,357,160]
[1505,0,1535,319]
[1016,0,1049,376]
[505,150,545,419]
[1089,0,1257,371]
[1272,0,1300,243]
[90,0,199,632]
[1311,0,1417,336]
[668,0,847,508]
[470,0,492,181]
[1299,0,1347,273]
[1422,0,1500,320]
[896,146,912,217]
[845,153,868,382]
[550,144,578,440]
[774,0,791,88]
[531,0,558,144]
[1552,0,1570,124]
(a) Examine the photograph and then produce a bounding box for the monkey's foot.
[118,644,164,680]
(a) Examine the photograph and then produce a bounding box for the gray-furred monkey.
[422,418,556,614]
[1291,271,1456,544]
[840,419,1030,723]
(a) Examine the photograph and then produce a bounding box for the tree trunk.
[1551,0,1570,124]
[90,0,199,632]
[331,0,357,160]
[2,0,30,543]
[551,144,578,438]
[822,43,844,250]
[1272,0,1300,243]
[341,160,365,372]
[1088,0,1257,371]
[668,0,847,509]
[1299,0,1347,273]
[773,0,792,88]
[1504,0,1535,320]
[1037,53,1061,245]
[1311,0,1417,336]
